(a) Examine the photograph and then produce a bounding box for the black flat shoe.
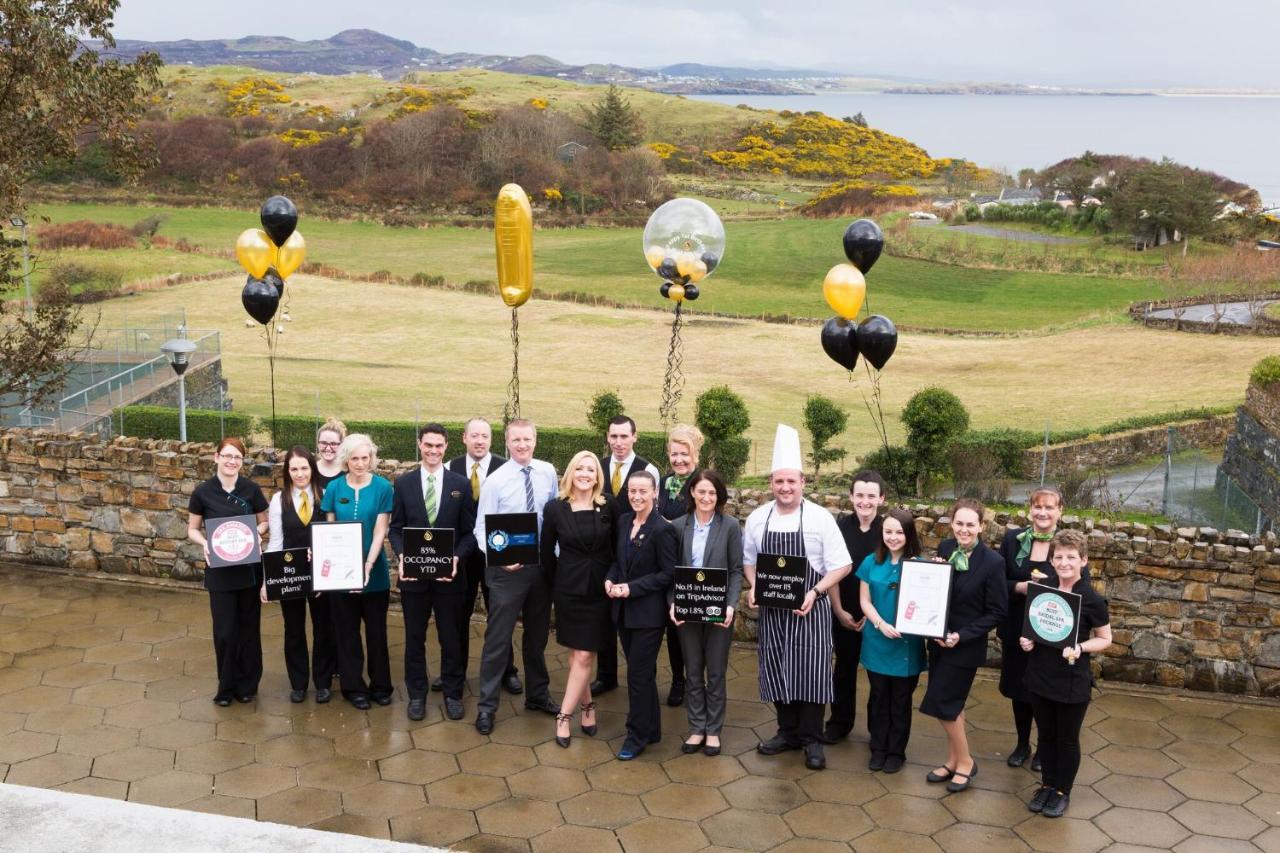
[524,695,558,715]
[869,753,887,771]
[373,694,393,707]
[315,688,332,704]
[1008,743,1030,767]
[444,697,465,720]
[757,735,801,756]
[1028,785,1053,813]
[350,694,371,711]
[883,755,905,774]
[431,677,444,692]
[579,702,597,736]
[589,679,617,695]
[213,696,232,707]
[821,726,850,745]
[475,711,495,735]
[503,673,524,695]
[703,739,721,757]
[1030,752,1042,773]
[926,765,955,783]
[289,689,306,704]
[666,681,685,707]
[946,761,978,793]
[234,693,255,704]
[1042,790,1068,818]
[804,743,826,770]
[682,735,706,755]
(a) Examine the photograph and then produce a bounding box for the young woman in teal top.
[320,433,394,710]
[857,507,925,774]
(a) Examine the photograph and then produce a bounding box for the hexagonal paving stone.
[342,780,427,818]
[1168,768,1260,804]
[1171,801,1268,839]
[71,679,144,708]
[254,733,336,767]
[0,666,40,695]
[112,657,186,684]
[736,749,814,780]
[1014,815,1112,853]
[1224,708,1280,736]
[530,824,621,853]
[5,752,92,788]
[128,770,214,807]
[1166,739,1250,772]
[41,661,113,688]
[702,808,793,851]
[13,646,85,671]
[453,833,530,852]
[291,705,369,738]
[0,711,22,735]
[662,753,748,787]
[942,788,1035,827]
[120,621,187,645]
[1177,835,1269,853]
[1094,693,1171,722]
[257,785,343,826]
[532,737,616,770]
[217,713,293,744]
[0,629,54,654]
[475,796,565,839]
[784,801,873,842]
[104,699,181,729]
[332,728,413,762]
[0,685,72,713]
[83,642,152,665]
[454,742,539,778]
[798,769,886,805]
[1240,763,1280,795]
[213,763,298,799]
[852,828,945,852]
[488,712,556,747]
[296,756,379,792]
[91,746,175,782]
[641,782,729,820]
[175,740,255,775]
[559,789,646,829]
[56,625,125,649]
[1095,806,1193,848]
[615,816,709,853]
[150,676,220,704]
[864,793,956,835]
[1162,714,1244,744]
[1093,774,1186,811]
[23,703,104,734]
[1234,736,1280,766]
[390,805,480,847]
[185,794,258,820]
[508,765,591,803]
[56,777,129,800]
[1245,792,1280,825]
[933,822,1030,853]
[57,725,138,759]
[1094,744,1180,778]
[1093,717,1176,749]
[719,774,807,814]
[583,758,670,796]
[411,720,489,754]
[139,718,216,751]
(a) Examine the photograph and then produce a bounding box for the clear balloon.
[275,231,306,279]
[643,198,726,285]
[494,184,534,308]
[822,263,867,320]
[235,228,276,279]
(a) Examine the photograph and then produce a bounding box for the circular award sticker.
[1027,591,1075,644]
[487,530,509,553]
[210,520,255,564]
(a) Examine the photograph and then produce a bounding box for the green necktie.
[424,473,438,525]
[1015,527,1055,564]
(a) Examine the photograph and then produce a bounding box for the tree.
[586,389,625,436]
[802,395,848,487]
[1040,151,1101,206]
[0,1,160,408]
[695,386,751,485]
[1106,158,1222,257]
[583,84,643,151]
[900,387,969,496]
[843,112,868,128]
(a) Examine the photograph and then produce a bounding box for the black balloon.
[242,275,281,325]
[821,317,859,370]
[263,267,284,297]
[683,284,700,301]
[857,314,898,370]
[659,282,672,298]
[259,196,298,247]
[657,257,679,282]
[842,219,884,275]
[700,251,719,273]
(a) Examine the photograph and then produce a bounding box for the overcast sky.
[112,0,1277,88]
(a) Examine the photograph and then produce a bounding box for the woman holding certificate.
[1020,530,1110,818]
[186,438,270,706]
[856,508,926,773]
[668,470,743,757]
[998,487,1063,770]
[262,446,335,704]
[540,451,615,748]
[320,433,394,711]
[922,498,1007,793]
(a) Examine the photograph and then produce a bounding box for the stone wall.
[1130,292,1280,336]
[1222,381,1280,527]
[3,430,1279,697]
[1018,416,1234,480]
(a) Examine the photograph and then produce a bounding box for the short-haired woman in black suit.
[922,497,1007,792]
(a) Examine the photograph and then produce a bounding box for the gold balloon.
[275,230,306,279]
[494,183,534,308]
[822,263,866,320]
[235,228,276,279]
[685,259,708,283]
[644,245,666,269]
[669,283,686,304]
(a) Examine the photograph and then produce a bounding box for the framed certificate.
[1023,582,1083,649]
[262,548,311,601]
[310,521,365,591]
[204,514,261,568]
[755,552,806,609]
[674,566,729,623]
[484,512,538,568]
[894,559,953,638]
[403,528,455,579]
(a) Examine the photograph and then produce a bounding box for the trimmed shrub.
[696,386,752,485]
[951,427,1040,478]
[1251,355,1280,387]
[586,390,625,436]
[901,387,969,495]
[119,406,252,444]
[860,444,917,499]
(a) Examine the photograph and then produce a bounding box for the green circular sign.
[1028,591,1075,644]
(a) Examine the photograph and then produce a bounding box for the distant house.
[556,141,588,163]
[1215,201,1249,220]
[996,187,1043,206]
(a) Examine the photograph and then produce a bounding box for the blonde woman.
[541,451,615,747]
[315,416,347,489]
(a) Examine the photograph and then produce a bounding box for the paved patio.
[0,561,1278,853]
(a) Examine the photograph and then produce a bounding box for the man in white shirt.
[473,418,559,734]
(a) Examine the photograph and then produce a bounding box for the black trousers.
[866,671,920,760]
[619,625,664,746]
[280,593,336,691]
[827,621,863,733]
[599,620,683,687]
[1030,693,1090,794]
[402,588,466,701]
[775,700,825,746]
[208,588,262,700]
[329,590,392,700]
[463,556,516,680]
[477,566,552,713]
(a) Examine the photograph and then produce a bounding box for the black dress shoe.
[431,677,444,692]
[757,735,801,755]
[1030,752,1042,773]
[315,688,332,704]
[350,694,371,711]
[445,697,465,720]
[666,681,685,707]
[1008,743,1030,767]
[524,695,559,715]
[868,753,887,771]
[617,740,645,760]
[682,736,705,755]
[234,693,255,704]
[821,726,850,745]
[589,679,618,695]
[946,761,978,793]
[804,743,827,770]
[503,673,524,695]
[1041,790,1068,818]
[926,765,955,783]
[883,755,905,774]
[373,694,393,707]
[407,700,426,721]
[289,689,306,704]
[213,695,232,707]
[1028,785,1053,813]
[475,711,495,735]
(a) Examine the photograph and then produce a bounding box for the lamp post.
[8,216,32,319]
[160,338,197,442]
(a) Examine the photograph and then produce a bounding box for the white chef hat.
[770,424,803,475]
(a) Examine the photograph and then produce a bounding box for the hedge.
[119,406,252,444]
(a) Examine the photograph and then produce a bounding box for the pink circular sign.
[211,520,255,563]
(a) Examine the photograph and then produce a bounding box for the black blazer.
[606,511,677,629]
[389,467,477,595]
[540,497,615,598]
[602,454,655,509]
[935,538,1008,668]
[657,470,697,520]
[447,453,507,479]
[998,527,1091,641]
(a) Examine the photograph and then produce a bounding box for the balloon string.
[659,302,685,429]
[505,308,521,422]
[859,359,891,458]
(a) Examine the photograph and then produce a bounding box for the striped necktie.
[522,466,535,512]
[424,473,438,524]
[470,461,481,501]
[298,491,311,525]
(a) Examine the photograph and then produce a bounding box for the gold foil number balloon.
[235,228,276,280]
[274,231,306,279]
[494,184,534,308]
[822,263,867,320]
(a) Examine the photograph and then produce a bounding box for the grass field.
[31,203,1165,333]
[89,275,1269,463]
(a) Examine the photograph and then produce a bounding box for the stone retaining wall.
[2,430,1279,696]
[1222,381,1280,527]
[1018,416,1234,480]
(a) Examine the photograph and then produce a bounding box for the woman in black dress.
[655,423,703,705]
[186,437,270,706]
[1021,529,1111,818]
[999,487,1062,770]
[541,450,615,747]
[922,497,1007,792]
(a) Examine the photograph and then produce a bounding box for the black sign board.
[403,527,456,579]
[204,514,261,568]
[262,548,311,601]
[755,552,807,609]
[1022,582,1084,650]
[674,566,729,623]
[484,512,539,568]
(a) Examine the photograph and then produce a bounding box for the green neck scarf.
[666,474,687,502]
[949,544,975,572]
[1016,527,1055,565]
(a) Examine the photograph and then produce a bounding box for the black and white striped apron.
[757,505,834,704]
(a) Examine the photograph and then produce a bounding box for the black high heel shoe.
[579,702,597,737]
[555,713,573,748]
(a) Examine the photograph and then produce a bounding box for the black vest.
[280,489,316,550]
[603,455,653,501]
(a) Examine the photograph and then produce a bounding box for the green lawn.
[30,202,1164,332]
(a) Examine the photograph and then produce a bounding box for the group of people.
[186,416,1110,817]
